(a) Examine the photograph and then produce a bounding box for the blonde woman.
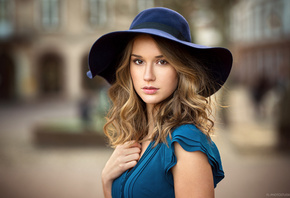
[87,7,232,198]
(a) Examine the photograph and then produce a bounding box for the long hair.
[104,34,216,147]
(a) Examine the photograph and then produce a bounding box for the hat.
[87,7,232,96]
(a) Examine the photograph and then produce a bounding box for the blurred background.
[0,0,290,197]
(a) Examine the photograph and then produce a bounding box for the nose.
[143,64,155,82]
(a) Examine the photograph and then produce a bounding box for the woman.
[87,7,232,198]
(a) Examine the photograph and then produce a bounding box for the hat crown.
[129,7,192,42]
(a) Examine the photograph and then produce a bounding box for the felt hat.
[87,7,232,96]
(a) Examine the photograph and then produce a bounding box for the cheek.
[164,70,178,89]
[170,75,178,91]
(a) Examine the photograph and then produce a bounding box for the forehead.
[132,35,162,55]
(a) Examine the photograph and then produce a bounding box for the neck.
[146,104,156,138]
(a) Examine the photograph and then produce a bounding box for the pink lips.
[142,86,159,94]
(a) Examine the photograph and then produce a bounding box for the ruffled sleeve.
[164,124,224,188]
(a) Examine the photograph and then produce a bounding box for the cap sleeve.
[164,124,224,188]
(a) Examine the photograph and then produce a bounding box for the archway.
[38,53,63,95]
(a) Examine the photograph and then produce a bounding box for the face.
[130,35,178,109]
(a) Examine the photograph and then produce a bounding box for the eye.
[157,59,168,65]
[133,59,144,65]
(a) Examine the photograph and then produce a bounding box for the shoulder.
[164,124,224,187]
[172,142,215,197]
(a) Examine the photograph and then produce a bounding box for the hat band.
[131,22,189,42]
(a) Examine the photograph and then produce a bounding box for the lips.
[142,86,159,94]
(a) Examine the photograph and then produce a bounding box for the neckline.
[139,141,151,159]
[136,141,153,167]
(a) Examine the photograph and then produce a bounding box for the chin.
[141,98,160,105]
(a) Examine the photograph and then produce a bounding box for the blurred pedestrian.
[79,93,93,131]
[87,7,232,198]
[250,75,271,119]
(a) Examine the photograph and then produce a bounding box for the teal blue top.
[111,124,224,198]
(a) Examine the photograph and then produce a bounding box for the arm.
[102,141,141,198]
[172,142,214,198]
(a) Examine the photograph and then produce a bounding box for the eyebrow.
[131,54,164,58]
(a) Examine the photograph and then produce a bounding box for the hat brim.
[88,28,232,96]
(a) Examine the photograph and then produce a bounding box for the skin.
[101,35,214,198]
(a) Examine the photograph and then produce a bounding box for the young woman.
[87,7,232,198]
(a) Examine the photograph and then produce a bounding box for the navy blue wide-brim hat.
[87,7,232,97]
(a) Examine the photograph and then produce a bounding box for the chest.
[140,141,150,158]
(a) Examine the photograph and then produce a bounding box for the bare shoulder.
[172,142,214,198]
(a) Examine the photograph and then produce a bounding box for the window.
[88,0,107,27]
[0,0,13,38]
[137,0,154,12]
[41,0,60,30]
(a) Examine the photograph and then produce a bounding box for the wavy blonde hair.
[104,34,216,147]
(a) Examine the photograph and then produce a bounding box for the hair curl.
[104,34,216,147]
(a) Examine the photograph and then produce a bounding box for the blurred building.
[0,0,156,101]
[229,0,290,88]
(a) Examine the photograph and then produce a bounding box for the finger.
[126,160,138,169]
[124,147,141,155]
[115,141,135,151]
[123,141,136,147]
[123,153,140,163]
[129,142,141,148]
[122,141,141,148]
[119,160,138,171]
